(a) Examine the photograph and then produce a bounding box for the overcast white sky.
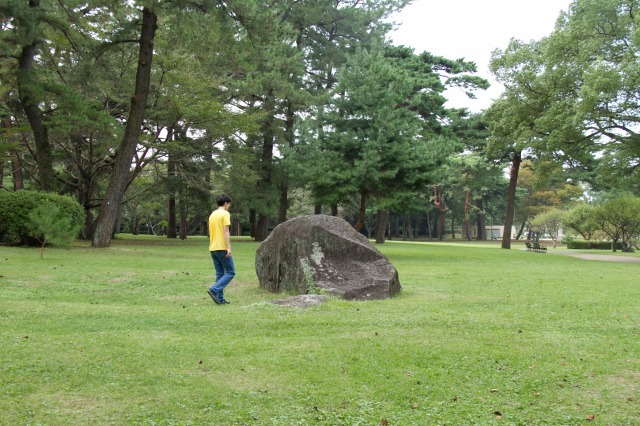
[389,0,573,112]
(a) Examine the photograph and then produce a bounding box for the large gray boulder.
[255,215,400,300]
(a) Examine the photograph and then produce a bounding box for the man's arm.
[223,225,231,257]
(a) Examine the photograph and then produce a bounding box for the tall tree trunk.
[92,8,157,247]
[515,220,526,240]
[434,186,448,241]
[254,91,275,242]
[425,208,433,240]
[277,181,287,225]
[464,190,471,240]
[11,151,24,191]
[0,118,5,189]
[249,208,256,238]
[167,195,177,238]
[375,209,388,244]
[167,157,177,238]
[394,214,400,239]
[402,214,407,241]
[331,204,338,216]
[475,198,486,241]
[16,0,55,191]
[450,216,456,239]
[255,215,269,241]
[277,99,295,225]
[314,204,322,214]
[353,191,367,232]
[179,189,187,240]
[502,151,522,249]
[405,213,414,240]
[202,142,213,237]
[0,115,24,191]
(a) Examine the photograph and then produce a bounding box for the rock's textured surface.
[255,215,400,300]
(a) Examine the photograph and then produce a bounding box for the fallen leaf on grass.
[586,414,595,421]
[381,419,389,426]
[412,402,418,409]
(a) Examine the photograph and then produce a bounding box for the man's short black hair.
[216,194,232,206]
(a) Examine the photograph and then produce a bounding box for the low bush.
[0,191,85,245]
[566,239,622,250]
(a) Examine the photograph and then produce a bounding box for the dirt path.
[555,252,640,264]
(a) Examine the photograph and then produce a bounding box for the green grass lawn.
[1,235,638,425]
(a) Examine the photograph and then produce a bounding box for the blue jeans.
[209,251,235,301]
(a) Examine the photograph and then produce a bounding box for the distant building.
[469,225,518,240]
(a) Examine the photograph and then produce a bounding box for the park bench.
[526,242,547,253]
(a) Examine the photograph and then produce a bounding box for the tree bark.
[1,116,18,189]
[404,213,414,240]
[434,187,448,241]
[515,220,526,241]
[8,162,22,190]
[179,189,187,240]
[450,216,456,239]
[255,215,269,241]
[277,99,295,225]
[277,181,288,225]
[501,151,522,249]
[255,91,275,242]
[16,0,55,191]
[475,198,486,241]
[249,208,256,238]
[402,214,407,241]
[0,117,5,189]
[167,158,177,238]
[464,190,471,240]
[353,191,367,232]
[92,8,157,247]
[375,209,388,244]
[394,214,400,239]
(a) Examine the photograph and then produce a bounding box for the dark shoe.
[221,300,231,305]
[207,289,220,305]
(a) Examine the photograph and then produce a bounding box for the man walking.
[207,194,235,305]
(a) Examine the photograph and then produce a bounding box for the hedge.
[0,191,85,246]
[566,240,623,250]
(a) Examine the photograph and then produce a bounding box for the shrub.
[29,204,82,256]
[0,191,85,246]
[566,240,623,250]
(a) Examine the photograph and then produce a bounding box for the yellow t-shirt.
[208,208,230,251]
